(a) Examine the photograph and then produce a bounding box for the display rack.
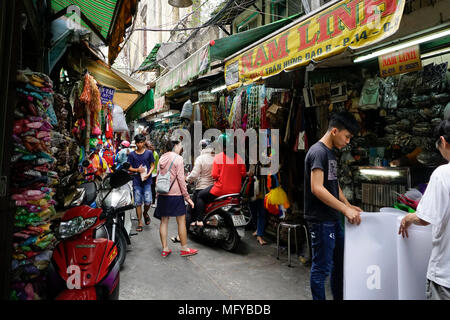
[352,166,411,212]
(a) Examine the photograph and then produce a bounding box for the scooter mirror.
[109,170,132,189]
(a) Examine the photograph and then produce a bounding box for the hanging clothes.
[260,97,269,130]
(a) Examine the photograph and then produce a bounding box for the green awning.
[209,13,303,61]
[138,12,303,75]
[50,0,139,65]
[51,0,117,40]
[137,43,161,72]
[126,88,154,122]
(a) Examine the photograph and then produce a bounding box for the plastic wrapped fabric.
[112,104,129,132]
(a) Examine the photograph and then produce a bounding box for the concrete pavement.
[119,210,326,300]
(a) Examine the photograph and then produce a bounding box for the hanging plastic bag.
[112,104,129,132]
[180,99,193,119]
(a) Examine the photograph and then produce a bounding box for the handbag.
[155,156,177,194]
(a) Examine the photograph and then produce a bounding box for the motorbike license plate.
[232,214,246,227]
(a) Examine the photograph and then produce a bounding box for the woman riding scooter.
[186,139,215,227]
[195,133,248,221]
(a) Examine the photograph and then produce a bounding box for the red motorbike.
[187,177,252,252]
[47,169,134,300]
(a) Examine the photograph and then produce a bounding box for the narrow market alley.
[119,209,319,300]
[3,0,450,304]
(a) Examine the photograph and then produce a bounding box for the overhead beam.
[218,24,231,36]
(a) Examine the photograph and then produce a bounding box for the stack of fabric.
[9,69,59,300]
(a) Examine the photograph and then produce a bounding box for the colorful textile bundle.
[104,102,114,139]
[75,72,103,137]
[9,69,59,300]
[215,96,229,130]
[264,174,290,219]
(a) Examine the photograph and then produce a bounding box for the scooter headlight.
[58,216,97,239]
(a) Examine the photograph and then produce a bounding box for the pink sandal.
[180,248,198,257]
[161,249,172,257]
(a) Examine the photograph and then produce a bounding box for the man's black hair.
[434,119,450,144]
[328,111,360,136]
[134,134,146,143]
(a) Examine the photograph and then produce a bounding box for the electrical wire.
[135,0,212,32]
[131,0,237,75]
[231,2,294,20]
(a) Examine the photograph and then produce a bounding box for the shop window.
[273,0,287,21]
[405,0,437,14]
[287,0,304,16]
[273,0,304,22]
[237,14,258,33]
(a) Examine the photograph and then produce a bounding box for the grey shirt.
[304,142,340,222]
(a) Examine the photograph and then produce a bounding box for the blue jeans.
[133,183,152,206]
[308,220,344,300]
[249,199,265,236]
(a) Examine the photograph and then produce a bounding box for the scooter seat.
[205,195,240,213]
[213,193,240,201]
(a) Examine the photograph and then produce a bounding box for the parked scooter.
[187,178,252,252]
[60,160,134,267]
[47,168,134,300]
[97,163,135,267]
[57,159,102,210]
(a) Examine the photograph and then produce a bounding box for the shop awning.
[66,41,147,111]
[153,14,302,98]
[210,13,303,61]
[125,88,154,123]
[155,44,210,98]
[224,0,406,90]
[50,0,138,65]
[136,43,161,72]
[49,16,92,72]
[135,42,190,73]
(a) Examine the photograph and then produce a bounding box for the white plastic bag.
[180,99,193,119]
[112,104,129,132]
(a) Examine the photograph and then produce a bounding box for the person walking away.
[146,142,159,208]
[155,138,197,257]
[196,134,248,221]
[304,111,362,300]
[399,119,450,300]
[127,134,155,232]
[116,140,131,169]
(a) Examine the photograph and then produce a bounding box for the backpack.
[155,156,177,194]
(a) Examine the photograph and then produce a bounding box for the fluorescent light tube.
[359,169,400,177]
[354,28,450,63]
[421,46,450,59]
[211,85,226,93]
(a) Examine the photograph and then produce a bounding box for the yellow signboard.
[378,45,422,77]
[225,0,406,89]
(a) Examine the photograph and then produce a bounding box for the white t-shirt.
[416,162,450,288]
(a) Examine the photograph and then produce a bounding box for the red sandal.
[161,249,172,257]
[180,248,198,257]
